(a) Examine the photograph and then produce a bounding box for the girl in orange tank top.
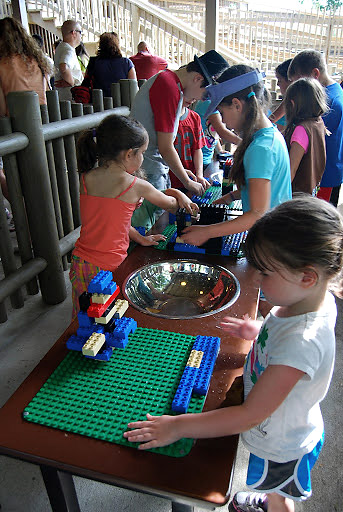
[70,114,197,318]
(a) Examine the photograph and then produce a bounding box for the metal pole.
[205,0,218,52]
[83,104,94,115]
[46,90,74,235]
[104,97,113,110]
[92,89,104,112]
[0,117,39,295]
[111,83,121,107]
[59,101,81,228]
[7,91,67,305]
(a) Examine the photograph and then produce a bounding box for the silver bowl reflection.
[123,259,240,319]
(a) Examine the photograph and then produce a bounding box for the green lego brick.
[23,327,207,457]
[155,223,177,250]
[206,185,222,203]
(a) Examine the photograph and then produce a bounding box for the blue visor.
[203,70,265,118]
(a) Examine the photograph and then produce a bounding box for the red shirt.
[130,51,168,80]
[170,108,205,189]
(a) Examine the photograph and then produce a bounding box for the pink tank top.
[73,175,137,271]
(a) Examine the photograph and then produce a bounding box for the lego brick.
[91,293,112,304]
[193,336,221,396]
[88,270,113,294]
[94,296,120,325]
[172,366,198,413]
[82,332,106,357]
[135,226,146,236]
[77,311,95,328]
[174,243,206,254]
[23,327,207,458]
[66,334,87,352]
[84,346,114,362]
[76,324,105,339]
[186,350,204,368]
[112,299,129,319]
[87,287,120,318]
[79,292,92,312]
[106,317,137,347]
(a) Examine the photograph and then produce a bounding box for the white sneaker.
[229,492,268,512]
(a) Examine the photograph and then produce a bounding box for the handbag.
[71,56,96,104]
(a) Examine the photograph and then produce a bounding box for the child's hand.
[182,225,209,246]
[139,234,166,246]
[177,193,199,216]
[197,176,211,191]
[213,193,232,206]
[124,413,180,449]
[220,314,262,340]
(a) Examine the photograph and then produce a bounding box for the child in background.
[125,195,343,512]
[283,77,328,195]
[193,98,241,178]
[181,65,291,248]
[70,115,197,318]
[268,59,292,129]
[170,99,209,191]
[288,49,343,207]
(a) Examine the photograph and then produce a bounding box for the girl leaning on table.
[125,195,343,512]
[70,114,197,318]
[181,64,292,248]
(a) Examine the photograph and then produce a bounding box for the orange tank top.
[73,175,137,271]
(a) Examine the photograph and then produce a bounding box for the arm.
[182,178,270,246]
[289,141,305,181]
[129,226,166,246]
[128,67,137,80]
[164,188,199,214]
[193,148,210,190]
[220,314,263,340]
[58,63,74,86]
[137,180,197,214]
[157,131,204,196]
[124,364,305,449]
[269,101,285,124]
[213,188,241,206]
[209,112,242,146]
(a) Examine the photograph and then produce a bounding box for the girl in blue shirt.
[182,65,292,247]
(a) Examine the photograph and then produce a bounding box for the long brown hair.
[97,32,122,59]
[0,17,52,75]
[283,77,328,141]
[217,65,266,189]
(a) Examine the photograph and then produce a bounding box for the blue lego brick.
[77,311,95,328]
[169,231,177,243]
[106,317,137,348]
[169,212,176,224]
[104,316,116,332]
[174,243,206,254]
[172,366,198,413]
[76,324,105,338]
[191,195,202,205]
[212,180,221,187]
[66,334,87,352]
[135,226,146,236]
[221,231,247,257]
[193,336,221,395]
[103,281,117,295]
[84,345,114,362]
[88,271,113,294]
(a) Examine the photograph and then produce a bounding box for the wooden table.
[0,240,259,512]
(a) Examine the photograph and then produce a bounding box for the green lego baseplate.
[23,327,207,457]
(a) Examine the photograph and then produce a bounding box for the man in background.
[130,41,168,80]
[54,20,83,100]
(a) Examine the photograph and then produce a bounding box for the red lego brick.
[87,287,120,317]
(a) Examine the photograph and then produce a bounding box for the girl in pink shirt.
[283,78,328,195]
[70,115,197,317]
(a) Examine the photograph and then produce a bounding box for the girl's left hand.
[181,225,209,246]
[140,234,166,246]
[124,413,180,449]
[177,194,199,216]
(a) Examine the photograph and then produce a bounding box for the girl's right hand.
[124,413,180,449]
[220,314,262,340]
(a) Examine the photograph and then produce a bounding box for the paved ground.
[0,205,342,512]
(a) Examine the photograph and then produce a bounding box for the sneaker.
[229,492,268,512]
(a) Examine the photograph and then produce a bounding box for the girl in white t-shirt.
[124,195,343,512]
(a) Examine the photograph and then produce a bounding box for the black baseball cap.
[194,50,229,85]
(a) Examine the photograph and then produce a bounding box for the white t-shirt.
[241,292,336,463]
[54,41,83,100]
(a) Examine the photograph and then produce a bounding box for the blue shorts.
[246,433,324,502]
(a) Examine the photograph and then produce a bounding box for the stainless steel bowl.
[123,259,240,319]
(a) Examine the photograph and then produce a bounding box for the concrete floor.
[0,210,343,511]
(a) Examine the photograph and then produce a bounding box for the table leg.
[171,502,194,512]
[40,465,81,512]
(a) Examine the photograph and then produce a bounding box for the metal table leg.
[40,465,81,512]
[172,502,194,512]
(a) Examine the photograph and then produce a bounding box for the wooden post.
[205,0,218,52]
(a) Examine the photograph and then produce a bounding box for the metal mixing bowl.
[123,259,240,319]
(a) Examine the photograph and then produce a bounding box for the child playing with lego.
[125,195,343,512]
[170,98,210,191]
[70,114,197,318]
[180,65,292,248]
[283,77,328,195]
[288,49,343,207]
